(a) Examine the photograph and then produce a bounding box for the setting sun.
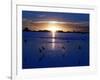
[48,21,61,32]
[48,26,61,37]
[22,11,89,69]
[47,21,62,38]
[48,26,60,32]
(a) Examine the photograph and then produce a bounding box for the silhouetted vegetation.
[23,27,89,33]
[23,27,31,32]
[37,30,50,32]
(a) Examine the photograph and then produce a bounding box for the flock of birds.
[24,39,82,62]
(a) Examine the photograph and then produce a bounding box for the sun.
[47,21,61,38]
[48,21,61,32]
[48,26,60,32]
[48,26,60,38]
[47,21,61,49]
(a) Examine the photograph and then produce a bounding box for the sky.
[22,11,89,32]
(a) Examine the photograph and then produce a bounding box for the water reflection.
[52,38,55,49]
[52,32,55,49]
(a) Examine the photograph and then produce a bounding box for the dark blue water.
[22,32,89,69]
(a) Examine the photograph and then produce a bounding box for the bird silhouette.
[62,46,65,50]
[78,45,82,50]
[38,52,45,62]
[24,39,27,43]
[39,48,42,53]
[41,46,45,50]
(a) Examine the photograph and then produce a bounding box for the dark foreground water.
[22,32,89,69]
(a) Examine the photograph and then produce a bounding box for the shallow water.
[22,32,89,69]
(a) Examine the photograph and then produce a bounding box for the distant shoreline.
[23,27,89,33]
[23,31,89,33]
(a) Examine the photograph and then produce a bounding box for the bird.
[78,45,82,50]
[38,47,46,62]
[38,52,45,62]
[41,46,45,50]
[24,39,27,43]
[61,46,66,57]
[62,46,65,50]
[39,48,42,53]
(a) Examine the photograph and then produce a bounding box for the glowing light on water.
[52,31,55,37]
[48,26,57,49]
[47,21,62,49]
[51,29,56,49]
[52,38,55,49]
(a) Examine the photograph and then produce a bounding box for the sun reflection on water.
[52,32,55,49]
[47,21,62,49]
